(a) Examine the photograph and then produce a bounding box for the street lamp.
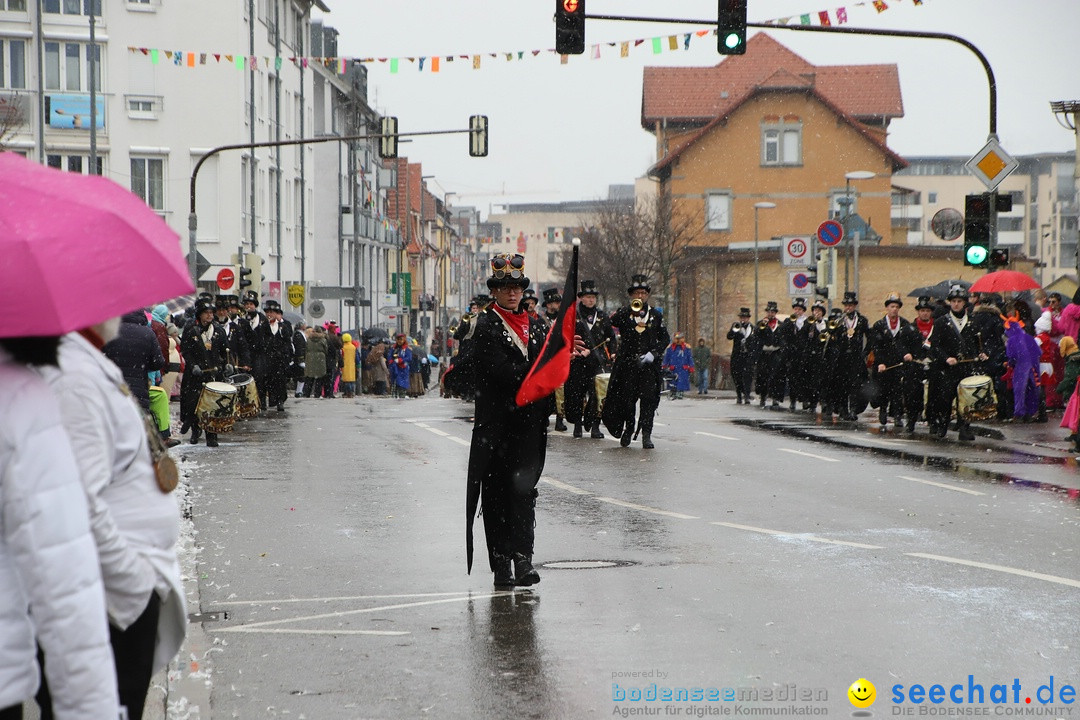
[753,201,777,315]
[843,170,876,298]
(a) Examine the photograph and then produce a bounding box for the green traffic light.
[965,245,988,266]
[723,32,742,49]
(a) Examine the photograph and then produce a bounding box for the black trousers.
[564,364,600,427]
[730,355,753,399]
[37,593,161,720]
[481,469,539,569]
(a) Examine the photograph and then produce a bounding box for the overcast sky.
[313,0,1078,217]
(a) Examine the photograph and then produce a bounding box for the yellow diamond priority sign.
[965,137,1018,191]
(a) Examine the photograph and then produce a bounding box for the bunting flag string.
[126,0,927,73]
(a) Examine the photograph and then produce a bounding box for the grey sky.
[313,0,1077,216]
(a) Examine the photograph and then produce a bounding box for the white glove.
[639,352,654,365]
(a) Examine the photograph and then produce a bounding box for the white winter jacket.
[0,349,120,717]
[40,332,187,672]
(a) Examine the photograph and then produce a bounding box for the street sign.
[379,306,406,316]
[215,267,235,291]
[817,220,844,247]
[782,236,812,267]
[287,284,305,307]
[965,137,1019,191]
[930,208,964,242]
[787,270,812,297]
[268,281,281,300]
[309,300,325,319]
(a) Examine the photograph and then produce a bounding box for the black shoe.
[905,421,916,434]
[641,432,654,450]
[205,432,219,448]
[879,409,887,425]
[179,421,190,435]
[958,426,975,442]
[493,558,514,589]
[189,427,201,444]
[620,431,632,447]
[789,401,796,411]
[277,403,285,412]
[165,438,181,448]
[573,423,583,438]
[590,425,605,439]
[513,554,540,586]
[759,399,766,407]
[771,401,780,409]
[554,417,567,432]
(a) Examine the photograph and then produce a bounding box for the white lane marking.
[710,521,884,549]
[219,592,515,632]
[540,476,593,495]
[415,422,430,428]
[906,553,1080,589]
[695,431,737,440]
[593,496,698,520]
[224,628,411,636]
[778,448,839,462]
[425,427,451,437]
[217,591,482,606]
[898,475,985,496]
[447,436,471,446]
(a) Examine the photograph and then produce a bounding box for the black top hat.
[486,253,530,290]
[242,290,260,307]
[263,299,283,314]
[828,307,843,318]
[471,294,491,308]
[811,300,827,312]
[791,298,807,310]
[946,284,968,300]
[627,274,651,294]
[842,291,859,305]
[738,307,751,317]
[764,301,779,312]
[915,295,933,310]
[197,291,214,303]
[578,280,599,297]
[522,288,538,302]
[227,295,242,309]
[884,292,903,307]
[194,298,215,316]
[542,288,562,306]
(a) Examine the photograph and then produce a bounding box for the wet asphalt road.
[174,392,1080,718]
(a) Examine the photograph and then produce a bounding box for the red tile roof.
[641,33,903,127]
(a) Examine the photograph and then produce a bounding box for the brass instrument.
[757,319,768,330]
[630,298,646,313]
[789,312,798,321]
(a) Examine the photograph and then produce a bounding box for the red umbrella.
[0,153,194,337]
[969,270,1040,294]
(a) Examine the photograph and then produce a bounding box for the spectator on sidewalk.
[340,333,360,398]
[302,325,328,398]
[367,341,389,396]
[692,338,712,394]
[103,309,167,412]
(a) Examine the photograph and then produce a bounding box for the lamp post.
[753,202,777,315]
[842,170,875,297]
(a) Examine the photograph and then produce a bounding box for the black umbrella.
[907,279,971,299]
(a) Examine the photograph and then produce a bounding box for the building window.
[130,157,164,211]
[44,42,101,92]
[1,0,28,10]
[0,39,26,89]
[705,192,732,232]
[43,0,99,15]
[761,123,802,166]
[547,251,557,268]
[46,153,102,175]
[928,192,937,204]
[547,227,557,244]
[126,96,158,118]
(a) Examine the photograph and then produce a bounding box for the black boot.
[620,429,632,447]
[573,422,583,438]
[590,421,605,439]
[205,432,219,448]
[189,426,201,444]
[554,415,567,432]
[641,432,654,449]
[958,424,975,442]
[493,557,514,589]
[513,553,540,586]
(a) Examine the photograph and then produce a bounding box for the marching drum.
[957,375,996,422]
[196,381,238,433]
[228,373,260,419]
[594,372,611,415]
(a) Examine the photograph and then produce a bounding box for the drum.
[594,372,611,414]
[196,381,237,433]
[229,373,260,419]
[958,375,996,421]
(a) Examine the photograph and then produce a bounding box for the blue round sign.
[817,220,844,247]
[792,273,810,289]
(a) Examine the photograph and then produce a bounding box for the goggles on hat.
[491,253,525,279]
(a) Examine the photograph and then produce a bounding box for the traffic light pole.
[581,14,997,136]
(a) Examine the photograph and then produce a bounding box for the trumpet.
[826,318,840,332]
[789,312,798,322]
[757,319,768,330]
[630,298,647,314]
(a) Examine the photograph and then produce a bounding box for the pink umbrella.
[969,269,1041,294]
[0,153,194,337]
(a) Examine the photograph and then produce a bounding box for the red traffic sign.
[216,267,236,291]
[817,220,844,247]
[792,272,810,289]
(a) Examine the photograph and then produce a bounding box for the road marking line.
[905,553,1080,589]
[898,475,985,496]
[447,436,471,446]
[219,592,514,632]
[593,496,698,520]
[710,521,883,549]
[224,628,411,636]
[779,448,839,462]
[217,591,482,606]
[425,427,450,437]
[414,422,430,428]
[541,476,593,495]
[695,431,737,440]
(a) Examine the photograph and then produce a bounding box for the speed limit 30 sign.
[781,236,812,267]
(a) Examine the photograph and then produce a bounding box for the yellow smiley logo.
[848,678,876,708]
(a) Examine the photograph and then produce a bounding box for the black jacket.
[103,310,167,410]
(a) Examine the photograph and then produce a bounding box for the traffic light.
[243,252,263,296]
[989,248,1010,267]
[812,250,831,299]
[379,116,398,159]
[469,115,488,157]
[717,0,748,55]
[555,0,585,55]
[963,193,991,267]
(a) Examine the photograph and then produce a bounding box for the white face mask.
[93,316,122,344]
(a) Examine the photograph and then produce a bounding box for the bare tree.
[0,93,28,152]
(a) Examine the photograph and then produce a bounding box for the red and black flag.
[514,240,579,406]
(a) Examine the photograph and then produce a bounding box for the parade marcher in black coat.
[214,296,252,372]
[241,290,270,408]
[259,300,293,412]
[540,287,568,432]
[802,301,828,413]
[752,301,786,408]
[868,292,917,430]
[928,285,989,442]
[779,298,810,410]
[904,296,938,434]
[564,280,615,439]
[103,309,167,412]
[726,307,755,404]
[464,253,551,589]
[602,275,670,449]
[834,291,872,421]
[817,308,846,421]
[179,299,229,446]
